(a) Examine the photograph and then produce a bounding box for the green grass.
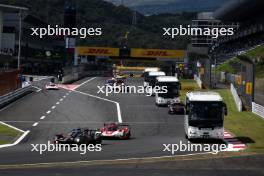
[215,59,237,74]
[179,79,200,102]
[244,45,264,58]
[0,124,22,145]
[215,89,264,153]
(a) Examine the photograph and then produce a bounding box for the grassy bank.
[0,123,22,145]
[179,79,200,102]
[216,89,264,153]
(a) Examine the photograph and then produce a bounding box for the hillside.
[2,0,195,49]
[105,0,230,15]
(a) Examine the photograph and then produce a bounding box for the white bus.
[143,68,160,87]
[155,76,181,106]
[145,71,166,96]
[184,92,228,139]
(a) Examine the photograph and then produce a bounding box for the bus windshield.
[188,101,223,120]
[157,82,180,98]
[147,76,158,87]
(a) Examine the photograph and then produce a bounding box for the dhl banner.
[131,49,185,59]
[76,47,119,56]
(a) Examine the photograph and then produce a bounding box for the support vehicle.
[155,76,181,106]
[184,92,228,139]
[145,71,166,96]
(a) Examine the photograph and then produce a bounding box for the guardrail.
[230,83,242,112]
[61,70,110,84]
[194,74,202,89]
[252,102,264,119]
[23,75,52,82]
[0,85,33,108]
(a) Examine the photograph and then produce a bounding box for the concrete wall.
[1,33,15,50]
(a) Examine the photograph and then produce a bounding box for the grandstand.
[213,0,264,65]
[213,0,264,107]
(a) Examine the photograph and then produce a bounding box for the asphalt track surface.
[1,154,263,176]
[0,77,262,175]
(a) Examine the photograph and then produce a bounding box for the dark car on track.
[106,78,117,87]
[53,128,102,145]
[168,99,185,115]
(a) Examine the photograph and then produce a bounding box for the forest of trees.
[2,0,196,49]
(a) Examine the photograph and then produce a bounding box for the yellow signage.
[199,68,205,75]
[76,47,119,56]
[246,82,252,95]
[236,75,242,85]
[131,49,185,59]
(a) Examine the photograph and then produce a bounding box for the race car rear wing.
[103,123,130,127]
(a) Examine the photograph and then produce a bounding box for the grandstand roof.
[214,0,264,22]
[0,4,28,12]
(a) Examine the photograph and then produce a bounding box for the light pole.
[17,10,22,70]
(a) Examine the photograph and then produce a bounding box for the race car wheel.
[126,132,131,139]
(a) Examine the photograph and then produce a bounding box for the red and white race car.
[45,82,59,90]
[100,123,131,139]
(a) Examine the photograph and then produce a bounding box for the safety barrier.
[194,74,202,89]
[0,85,32,108]
[252,102,264,119]
[61,71,110,84]
[23,75,52,82]
[230,83,242,112]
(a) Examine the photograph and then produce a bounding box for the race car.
[105,78,125,90]
[105,78,117,87]
[100,123,131,139]
[168,99,185,115]
[53,128,102,145]
[115,78,125,87]
[45,82,59,90]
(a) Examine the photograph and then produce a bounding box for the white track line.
[73,90,122,123]
[40,116,46,120]
[0,121,25,133]
[0,130,30,149]
[73,77,96,90]
[60,99,63,101]
[31,86,42,92]
[0,121,30,149]
[32,122,39,127]
[51,106,56,109]
[46,110,51,114]
[0,151,215,167]
[71,77,123,122]
[56,102,60,105]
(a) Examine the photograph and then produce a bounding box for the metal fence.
[230,83,242,112]
[194,74,202,89]
[252,102,264,119]
[0,85,32,109]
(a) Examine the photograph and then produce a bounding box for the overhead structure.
[214,0,264,22]
[0,4,28,68]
